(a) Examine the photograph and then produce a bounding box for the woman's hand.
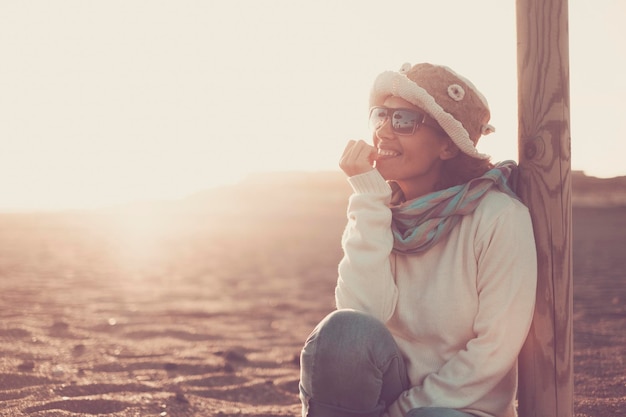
[339,140,377,177]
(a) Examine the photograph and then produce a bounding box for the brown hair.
[436,151,494,191]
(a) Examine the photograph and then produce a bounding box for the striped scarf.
[390,160,519,254]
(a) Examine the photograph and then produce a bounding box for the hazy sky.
[1,1,624,210]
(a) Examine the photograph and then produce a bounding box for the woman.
[299,63,537,417]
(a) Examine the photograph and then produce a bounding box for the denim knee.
[302,309,397,372]
[300,309,407,415]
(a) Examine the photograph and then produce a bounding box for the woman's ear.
[440,138,460,160]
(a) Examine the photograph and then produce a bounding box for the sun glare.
[0,1,624,212]
[96,206,179,269]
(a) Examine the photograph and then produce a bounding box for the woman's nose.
[375,117,396,141]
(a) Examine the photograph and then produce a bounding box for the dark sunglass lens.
[392,110,418,134]
[369,107,389,129]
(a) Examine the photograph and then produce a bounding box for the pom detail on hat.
[447,84,465,101]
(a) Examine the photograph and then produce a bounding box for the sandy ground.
[0,179,624,416]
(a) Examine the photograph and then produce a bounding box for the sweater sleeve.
[334,169,399,322]
[387,199,537,416]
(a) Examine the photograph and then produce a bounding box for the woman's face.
[372,96,455,200]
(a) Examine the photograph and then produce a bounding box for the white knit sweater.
[335,169,537,417]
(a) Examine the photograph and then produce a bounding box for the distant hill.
[182,169,626,213]
[3,170,622,220]
[572,171,626,207]
[180,171,349,218]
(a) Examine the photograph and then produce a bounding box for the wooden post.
[516,0,573,416]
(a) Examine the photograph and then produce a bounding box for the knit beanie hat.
[370,62,495,159]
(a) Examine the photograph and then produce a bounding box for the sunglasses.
[368,106,443,136]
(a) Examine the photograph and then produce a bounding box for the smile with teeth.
[377,148,401,158]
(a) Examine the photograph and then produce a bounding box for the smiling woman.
[301,61,537,417]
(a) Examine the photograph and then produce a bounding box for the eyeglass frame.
[368,106,446,136]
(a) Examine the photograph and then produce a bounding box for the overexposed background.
[1,0,623,210]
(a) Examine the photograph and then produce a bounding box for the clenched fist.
[339,140,377,177]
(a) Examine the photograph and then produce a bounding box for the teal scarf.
[390,160,519,254]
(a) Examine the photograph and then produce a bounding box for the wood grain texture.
[516,0,573,416]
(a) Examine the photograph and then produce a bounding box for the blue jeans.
[299,309,475,417]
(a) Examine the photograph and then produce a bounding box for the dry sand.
[0,173,624,417]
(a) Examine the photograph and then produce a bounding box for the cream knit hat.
[370,62,495,159]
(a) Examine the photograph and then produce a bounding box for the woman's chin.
[374,163,394,180]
